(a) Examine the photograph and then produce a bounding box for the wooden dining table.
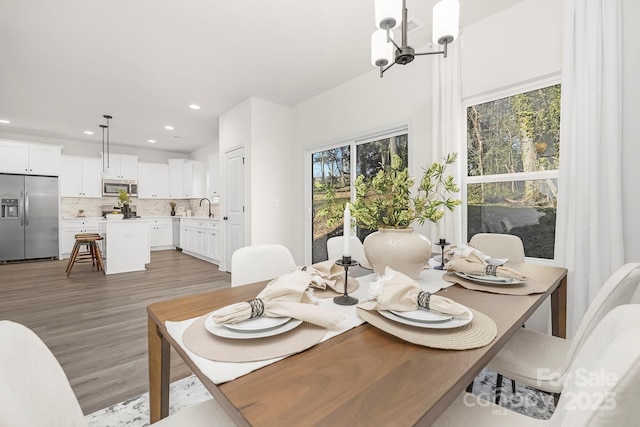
[147,263,567,426]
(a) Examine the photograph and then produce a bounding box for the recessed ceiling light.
[164,125,174,130]
[0,119,10,124]
[189,104,200,110]
[148,139,156,143]
[84,130,94,135]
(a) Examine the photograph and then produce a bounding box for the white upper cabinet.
[60,155,102,198]
[184,160,206,199]
[138,162,170,199]
[168,159,205,199]
[0,140,61,175]
[168,159,185,198]
[100,153,138,180]
[208,153,220,197]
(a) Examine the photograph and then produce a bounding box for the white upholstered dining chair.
[0,320,235,427]
[487,263,640,396]
[469,233,526,263]
[326,235,372,269]
[231,244,297,287]
[433,304,640,426]
[468,232,525,401]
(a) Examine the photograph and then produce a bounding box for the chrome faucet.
[199,198,213,218]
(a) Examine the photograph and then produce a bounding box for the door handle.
[223,216,228,220]
[24,191,29,226]
[19,190,24,226]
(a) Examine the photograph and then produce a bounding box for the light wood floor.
[0,250,231,414]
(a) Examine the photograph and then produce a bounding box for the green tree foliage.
[467,84,561,206]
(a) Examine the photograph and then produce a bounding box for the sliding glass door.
[309,130,408,263]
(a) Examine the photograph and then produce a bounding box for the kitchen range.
[0,173,59,262]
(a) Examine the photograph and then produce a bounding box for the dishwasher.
[172,218,182,251]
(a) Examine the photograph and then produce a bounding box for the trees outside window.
[465,84,561,259]
[311,131,408,263]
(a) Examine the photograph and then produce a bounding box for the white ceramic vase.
[363,228,432,279]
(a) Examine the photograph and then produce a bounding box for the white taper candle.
[343,203,351,257]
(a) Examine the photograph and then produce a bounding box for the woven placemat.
[357,308,497,350]
[442,272,547,295]
[183,312,327,362]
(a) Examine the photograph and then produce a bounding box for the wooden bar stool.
[66,233,105,277]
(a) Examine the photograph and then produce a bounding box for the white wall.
[249,99,296,254]
[621,0,640,262]
[459,0,562,99]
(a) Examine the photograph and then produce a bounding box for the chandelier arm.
[386,27,401,51]
[380,61,396,78]
[414,39,449,58]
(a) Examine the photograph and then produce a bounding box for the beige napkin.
[303,260,359,293]
[358,267,470,318]
[212,270,345,329]
[444,247,528,280]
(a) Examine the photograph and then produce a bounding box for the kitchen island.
[99,219,150,275]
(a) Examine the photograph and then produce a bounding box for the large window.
[311,130,409,263]
[465,83,561,259]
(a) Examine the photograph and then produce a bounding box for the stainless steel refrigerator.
[0,174,59,262]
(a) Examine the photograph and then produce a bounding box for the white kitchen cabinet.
[179,218,220,263]
[60,155,102,198]
[208,154,220,197]
[100,153,138,180]
[168,159,184,198]
[59,218,102,259]
[0,140,61,176]
[148,218,172,249]
[138,163,170,199]
[168,159,205,199]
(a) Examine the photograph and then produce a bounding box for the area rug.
[86,369,555,426]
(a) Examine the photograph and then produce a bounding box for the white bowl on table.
[105,213,124,220]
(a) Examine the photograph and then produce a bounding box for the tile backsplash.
[61,197,220,218]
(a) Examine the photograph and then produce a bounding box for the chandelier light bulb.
[433,0,459,45]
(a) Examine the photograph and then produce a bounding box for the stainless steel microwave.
[102,179,138,197]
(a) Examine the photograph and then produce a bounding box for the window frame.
[461,74,561,262]
[304,124,411,264]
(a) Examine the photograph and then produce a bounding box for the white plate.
[224,316,291,332]
[205,316,302,339]
[455,272,525,285]
[389,308,453,323]
[378,308,473,329]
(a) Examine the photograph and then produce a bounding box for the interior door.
[224,147,245,271]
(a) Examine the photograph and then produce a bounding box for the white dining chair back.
[487,263,640,395]
[558,262,640,375]
[0,320,87,427]
[434,304,640,426]
[0,320,235,427]
[469,233,525,263]
[326,235,372,269]
[231,244,297,287]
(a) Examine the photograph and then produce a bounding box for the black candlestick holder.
[333,256,359,305]
[434,238,450,271]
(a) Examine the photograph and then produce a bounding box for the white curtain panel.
[555,0,624,338]
[431,41,463,247]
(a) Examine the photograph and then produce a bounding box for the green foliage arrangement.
[317,153,461,231]
[117,189,131,207]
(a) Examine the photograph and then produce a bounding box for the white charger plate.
[224,316,291,332]
[205,316,302,339]
[389,308,453,323]
[378,308,473,329]
[455,272,525,285]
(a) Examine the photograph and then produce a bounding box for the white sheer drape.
[555,0,624,337]
[431,41,463,247]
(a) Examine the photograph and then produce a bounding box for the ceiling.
[0,0,523,154]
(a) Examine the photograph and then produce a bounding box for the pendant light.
[101,115,113,178]
[371,0,459,78]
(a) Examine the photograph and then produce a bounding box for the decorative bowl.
[105,213,124,220]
